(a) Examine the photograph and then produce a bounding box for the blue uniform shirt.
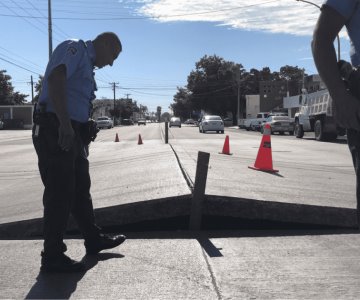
[325,0,360,66]
[39,39,97,123]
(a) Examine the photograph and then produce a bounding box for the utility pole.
[236,69,241,125]
[110,82,119,124]
[30,75,34,103]
[48,0,53,60]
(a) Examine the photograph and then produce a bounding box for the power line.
[0,0,281,21]
[0,56,40,75]
[0,1,48,36]
[24,0,68,40]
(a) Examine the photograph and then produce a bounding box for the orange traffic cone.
[114,133,119,142]
[138,134,143,145]
[219,135,232,155]
[248,124,278,173]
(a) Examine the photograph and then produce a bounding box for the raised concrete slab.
[170,134,358,227]
[1,230,360,299]
[0,139,192,237]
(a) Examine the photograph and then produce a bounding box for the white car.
[169,117,181,128]
[138,118,146,125]
[261,116,294,135]
[199,115,224,133]
[96,116,114,129]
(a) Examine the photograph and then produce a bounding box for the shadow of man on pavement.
[25,253,124,299]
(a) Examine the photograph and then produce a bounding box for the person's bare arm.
[48,64,75,151]
[312,5,360,130]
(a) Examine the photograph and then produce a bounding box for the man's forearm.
[48,64,71,126]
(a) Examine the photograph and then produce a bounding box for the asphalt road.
[0,123,356,228]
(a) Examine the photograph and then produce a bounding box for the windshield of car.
[97,117,110,120]
[171,118,180,121]
[205,116,222,120]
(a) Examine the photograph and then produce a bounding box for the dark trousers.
[347,129,360,227]
[32,119,100,255]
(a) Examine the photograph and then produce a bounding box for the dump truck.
[294,89,345,141]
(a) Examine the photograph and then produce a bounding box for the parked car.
[169,117,181,128]
[199,115,224,133]
[138,118,146,125]
[223,117,233,127]
[121,119,134,126]
[184,118,196,125]
[260,115,294,135]
[96,116,113,129]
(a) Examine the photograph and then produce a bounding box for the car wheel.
[221,130,224,134]
[279,132,284,135]
[314,119,324,141]
[289,131,294,135]
[295,120,304,138]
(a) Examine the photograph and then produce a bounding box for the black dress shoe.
[85,233,126,255]
[40,252,86,273]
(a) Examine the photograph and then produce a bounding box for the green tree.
[186,55,243,118]
[170,87,192,120]
[33,76,43,104]
[0,70,28,105]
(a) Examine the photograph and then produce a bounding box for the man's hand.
[334,90,360,131]
[58,122,75,151]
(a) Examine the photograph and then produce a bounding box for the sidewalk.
[1,230,360,299]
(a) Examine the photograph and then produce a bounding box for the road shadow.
[302,137,348,144]
[25,253,124,299]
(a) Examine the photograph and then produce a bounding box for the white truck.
[294,89,345,141]
[241,112,270,131]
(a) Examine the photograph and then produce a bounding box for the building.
[0,105,34,129]
[259,80,294,112]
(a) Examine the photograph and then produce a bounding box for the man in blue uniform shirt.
[312,1,360,228]
[33,32,125,272]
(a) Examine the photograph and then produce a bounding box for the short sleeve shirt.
[325,0,360,66]
[39,39,97,123]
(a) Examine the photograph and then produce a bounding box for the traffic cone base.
[248,165,279,173]
[138,134,143,145]
[248,124,278,172]
[114,133,119,142]
[219,135,232,155]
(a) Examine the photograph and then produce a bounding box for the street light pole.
[296,0,341,61]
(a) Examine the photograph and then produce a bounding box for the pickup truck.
[241,112,270,131]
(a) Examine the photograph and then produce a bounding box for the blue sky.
[0,0,350,113]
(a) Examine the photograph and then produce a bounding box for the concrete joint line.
[169,143,194,191]
[199,240,223,300]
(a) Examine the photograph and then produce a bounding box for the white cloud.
[129,0,327,36]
